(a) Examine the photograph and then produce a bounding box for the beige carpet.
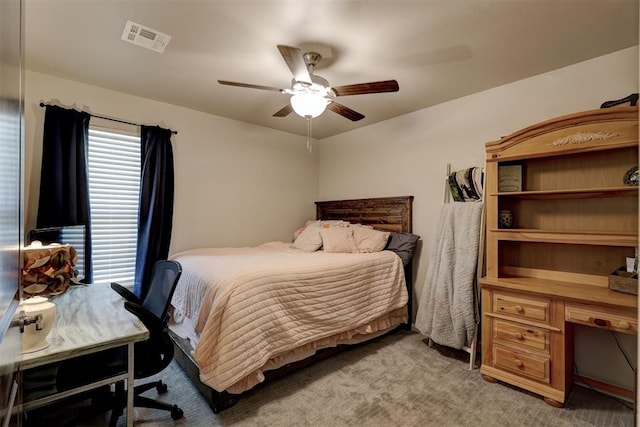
[25,330,633,426]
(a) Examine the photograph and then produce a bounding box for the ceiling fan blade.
[327,102,365,122]
[273,104,293,117]
[218,80,284,93]
[277,45,312,84]
[331,80,399,96]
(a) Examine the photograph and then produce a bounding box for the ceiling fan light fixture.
[290,93,328,118]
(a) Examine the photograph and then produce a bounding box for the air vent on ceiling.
[121,20,171,53]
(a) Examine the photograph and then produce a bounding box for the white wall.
[24,71,320,255]
[318,46,638,390]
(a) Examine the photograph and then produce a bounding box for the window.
[87,127,141,286]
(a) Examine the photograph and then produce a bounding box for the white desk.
[20,283,149,427]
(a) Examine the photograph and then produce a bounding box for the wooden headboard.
[315,196,414,233]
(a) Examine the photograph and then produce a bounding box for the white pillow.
[292,220,316,241]
[320,227,358,253]
[293,222,323,251]
[352,225,390,253]
[292,220,348,252]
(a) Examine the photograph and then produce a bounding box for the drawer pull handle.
[514,305,523,313]
[514,359,524,368]
[514,332,524,340]
[593,318,608,327]
[618,321,631,330]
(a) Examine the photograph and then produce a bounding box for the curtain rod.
[39,102,178,135]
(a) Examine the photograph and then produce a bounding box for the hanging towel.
[415,202,484,349]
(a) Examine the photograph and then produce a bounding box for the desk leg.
[127,342,135,427]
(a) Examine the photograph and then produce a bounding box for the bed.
[168,196,418,413]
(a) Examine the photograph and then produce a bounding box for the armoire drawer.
[565,304,637,335]
[493,345,550,383]
[493,319,549,352]
[493,293,550,323]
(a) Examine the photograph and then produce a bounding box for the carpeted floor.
[24,330,634,426]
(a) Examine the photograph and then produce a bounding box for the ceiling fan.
[218,45,399,123]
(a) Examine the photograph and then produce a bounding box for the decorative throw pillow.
[384,232,420,266]
[293,220,348,251]
[320,227,358,253]
[352,225,390,253]
[292,220,317,241]
[292,222,323,251]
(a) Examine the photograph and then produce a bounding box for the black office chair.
[57,260,184,425]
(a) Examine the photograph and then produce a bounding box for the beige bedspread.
[170,241,408,394]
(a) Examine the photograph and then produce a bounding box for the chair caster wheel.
[171,406,184,420]
[156,381,168,394]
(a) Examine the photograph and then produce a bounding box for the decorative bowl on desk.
[21,296,56,353]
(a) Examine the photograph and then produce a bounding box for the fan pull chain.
[306,116,312,153]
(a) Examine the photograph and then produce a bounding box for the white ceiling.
[25,1,638,139]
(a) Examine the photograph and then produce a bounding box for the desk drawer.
[493,319,549,352]
[493,345,550,383]
[493,293,549,323]
[565,304,637,335]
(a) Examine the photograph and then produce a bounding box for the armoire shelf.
[490,229,637,246]
[492,186,637,199]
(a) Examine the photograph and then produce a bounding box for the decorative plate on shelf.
[623,166,639,186]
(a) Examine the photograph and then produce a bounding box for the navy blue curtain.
[36,105,93,283]
[134,126,175,297]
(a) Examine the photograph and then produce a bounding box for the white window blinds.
[87,127,141,286]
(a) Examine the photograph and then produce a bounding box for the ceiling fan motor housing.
[291,75,334,98]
